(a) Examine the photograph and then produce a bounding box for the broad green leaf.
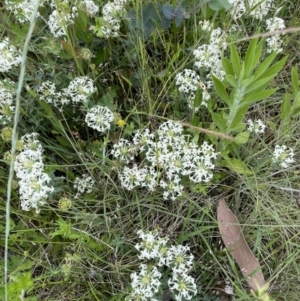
[162,3,175,19]
[291,65,299,96]
[243,88,277,104]
[230,44,241,77]
[234,131,250,144]
[221,158,253,175]
[208,0,232,10]
[212,75,230,106]
[222,57,234,76]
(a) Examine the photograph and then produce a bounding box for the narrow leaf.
[291,65,299,96]
[222,57,234,76]
[280,93,291,122]
[243,88,277,104]
[221,158,252,175]
[230,44,241,77]
[255,56,287,81]
[217,199,265,291]
[212,75,231,106]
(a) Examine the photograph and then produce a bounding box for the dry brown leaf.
[217,199,265,291]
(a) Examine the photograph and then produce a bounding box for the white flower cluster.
[265,17,286,53]
[272,145,295,169]
[37,76,97,108]
[48,0,79,37]
[127,230,197,301]
[175,69,211,110]
[101,0,128,37]
[74,175,95,194]
[14,133,54,213]
[111,120,217,200]
[85,105,114,132]
[248,0,273,20]
[0,79,16,125]
[228,0,246,20]
[78,0,99,16]
[4,0,46,23]
[0,37,22,73]
[247,119,266,134]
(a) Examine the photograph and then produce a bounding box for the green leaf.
[162,3,175,19]
[230,44,241,77]
[208,0,232,10]
[212,112,226,131]
[245,76,274,94]
[252,51,277,80]
[291,65,299,96]
[255,56,287,81]
[221,158,253,175]
[244,38,263,78]
[243,88,277,104]
[231,105,249,130]
[212,75,231,106]
[280,93,291,122]
[222,57,234,76]
[234,131,250,144]
[226,75,237,88]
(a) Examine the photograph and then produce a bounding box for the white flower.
[248,0,273,20]
[119,164,145,190]
[199,20,212,31]
[157,120,183,144]
[247,119,266,134]
[210,27,227,49]
[160,174,183,200]
[37,80,68,107]
[48,5,78,38]
[111,138,136,163]
[74,175,95,193]
[79,0,99,16]
[0,79,15,125]
[175,69,200,98]
[228,0,246,20]
[166,245,194,272]
[265,17,285,53]
[266,17,285,32]
[135,230,161,260]
[168,271,197,301]
[101,0,127,37]
[139,166,158,192]
[0,37,21,72]
[130,264,162,298]
[67,76,97,104]
[133,129,155,151]
[15,134,53,213]
[85,105,114,132]
[4,0,45,23]
[272,145,295,168]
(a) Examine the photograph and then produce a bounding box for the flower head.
[85,105,114,132]
[0,37,21,72]
[272,145,295,168]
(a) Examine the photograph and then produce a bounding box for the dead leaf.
[217,199,265,291]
